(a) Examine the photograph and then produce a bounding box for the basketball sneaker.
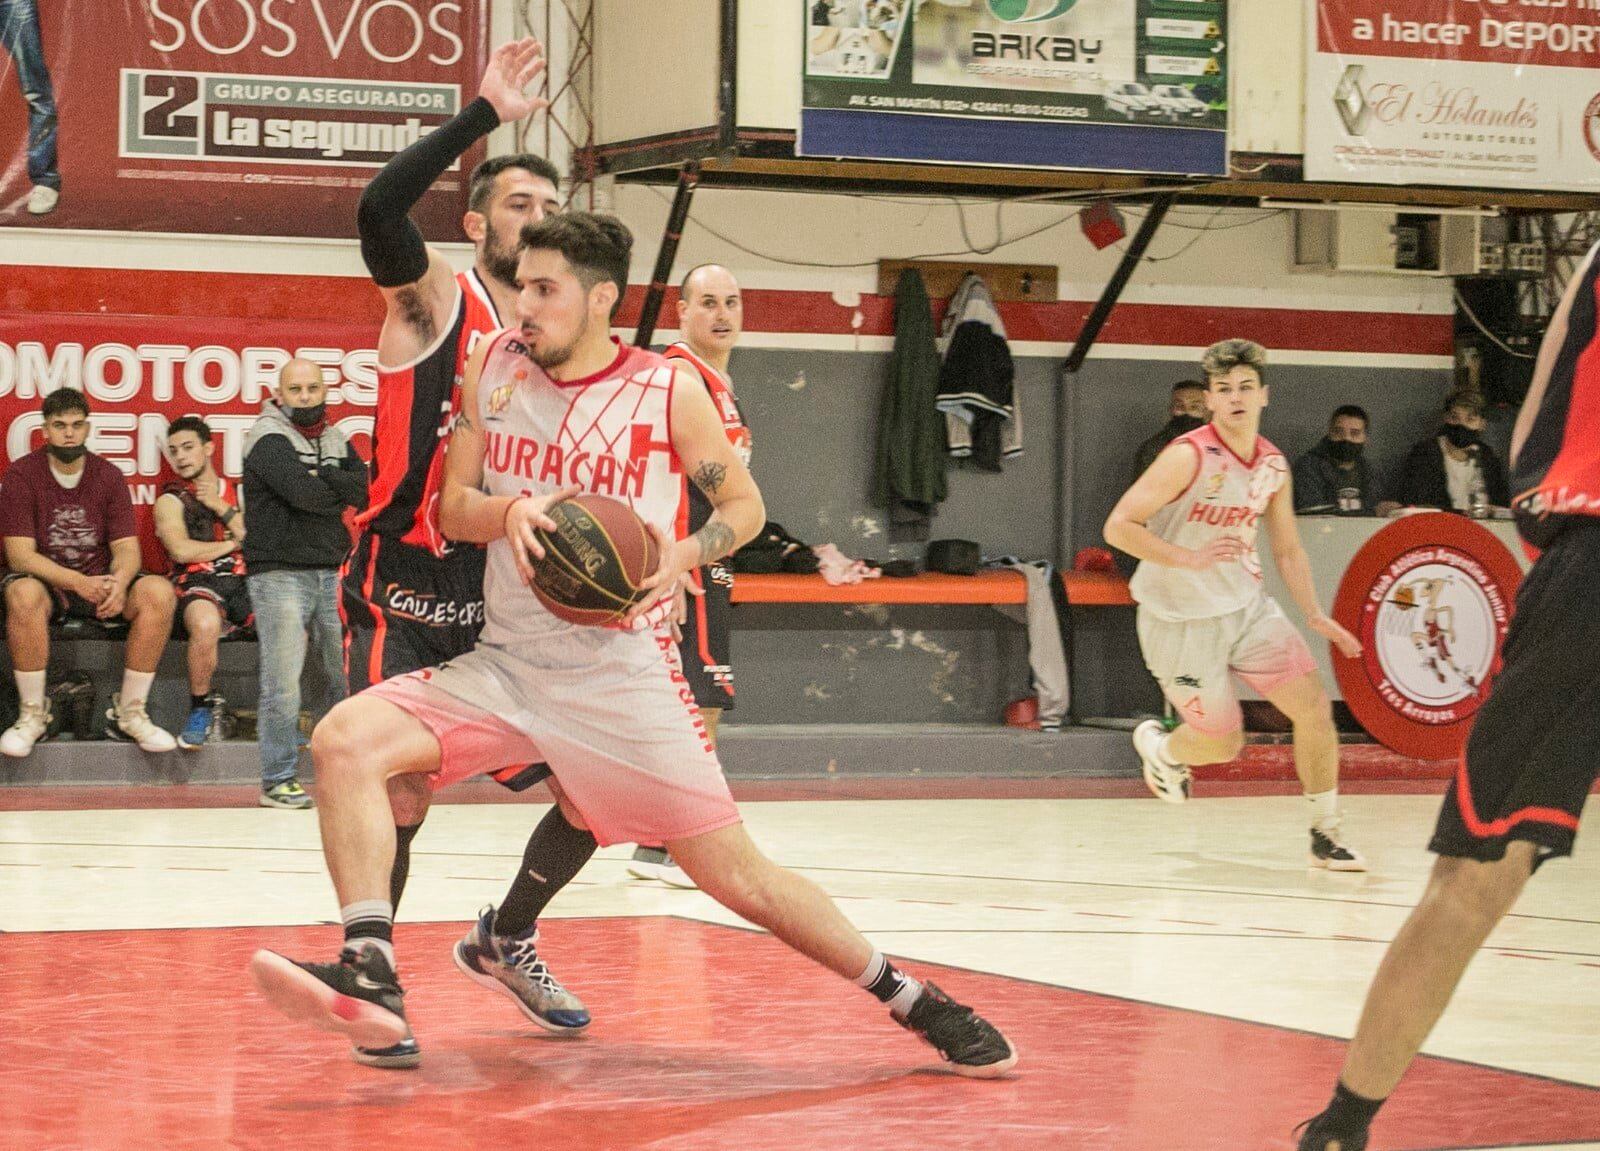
[352,1033,421,1070]
[453,906,590,1032]
[260,778,314,810]
[896,982,1018,1078]
[1295,1114,1369,1151]
[1133,719,1191,804]
[1,701,51,758]
[249,944,409,1051]
[1310,824,1367,872]
[626,846,698,889]
[105,695,178,753]
[178,701,213,750]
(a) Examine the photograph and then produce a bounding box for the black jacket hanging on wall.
[874,267,948,539]
[936,272,1022,473]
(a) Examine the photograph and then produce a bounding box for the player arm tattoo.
[455,410,475,434]
[691,461,727,497]
[692,520,737,565]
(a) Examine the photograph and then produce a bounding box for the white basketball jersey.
[1129,424,1289,622]
[473,332,683,645]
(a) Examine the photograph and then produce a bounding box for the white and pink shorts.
[1136,593,1318,735]
[364,628,740,848]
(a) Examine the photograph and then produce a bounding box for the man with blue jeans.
[1,0,60,215]
[243,360,368,808]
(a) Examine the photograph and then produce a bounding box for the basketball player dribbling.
[341,36,591,1069]
[627,263,752,889]
[1105,339,1367,869]
[1295,244,1600,1151]
[249,213,1018,1078]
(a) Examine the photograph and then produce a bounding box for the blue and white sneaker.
[453,906,590,1033]
[178,704,213,750]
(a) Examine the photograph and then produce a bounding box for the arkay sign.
[1305,0,1600,192]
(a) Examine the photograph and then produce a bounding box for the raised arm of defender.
[358,38,549,365]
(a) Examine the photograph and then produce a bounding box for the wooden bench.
[730,570,1133,606]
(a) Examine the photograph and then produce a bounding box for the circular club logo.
[1332,514,1523,759]
[1585,92,1600,162]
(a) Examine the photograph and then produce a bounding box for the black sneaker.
[1310,825,1367,872]
[352,1034,421,1070]
[1294,1114,1368,1151]
[249,944,409,1051]
[896,981,1018,1078]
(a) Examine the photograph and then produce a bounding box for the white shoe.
[626,846,699,889]
[1310,823,1367,872]
[1,702,52,758]
[107,695,177,752]
[26,185,58,215]
[1133,719,1191,804]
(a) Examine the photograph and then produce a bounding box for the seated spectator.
[0,389,178,757]
[1132,380,1207,480]
[1387,390,1509,515]
[1293,405,1376,515]
[243,359,368,810]
[155,416,251,751]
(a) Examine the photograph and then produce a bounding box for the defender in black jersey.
[1297,242,1600,1151]
[339,38,590,1069]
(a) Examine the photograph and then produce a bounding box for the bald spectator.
[242,360,368,809]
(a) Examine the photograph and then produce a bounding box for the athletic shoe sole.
[625,859,699,889]
[451,941,590,1035]
[177,736,206,751]
[248,950,408,1050]
[1309,852,1368,873]
[947,1042,1021,1079]
[350,1043,422,1070]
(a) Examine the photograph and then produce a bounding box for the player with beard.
[341,37,585,1069]
[250,212,1018,1080]
[155,416,251,750]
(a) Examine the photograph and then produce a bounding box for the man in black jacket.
[1388,391,1509,515]
[1131,380,1207,482]
[1293,405,1377,515]
[243,359,368,808]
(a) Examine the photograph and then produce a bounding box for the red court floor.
[2,917,1597,1151]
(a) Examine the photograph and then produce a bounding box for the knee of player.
[133,576,176,615]
[185,603,222,641]
[698,859,774,923]
[4,577,48,617]
[309,704,375,773]
[1427,853,1531,924]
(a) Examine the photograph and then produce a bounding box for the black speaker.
[1455,277,1541,406]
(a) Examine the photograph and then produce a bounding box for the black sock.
[341,899,394,948]
[854,950,922,1016]
[191,693,208,710]
[492,806,597,937]
[389,822,424,911]
[1319,1081,1386,1138]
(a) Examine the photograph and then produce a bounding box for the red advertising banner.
[0,0,486,235]
[0,310,380,569]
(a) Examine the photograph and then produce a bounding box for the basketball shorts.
[1136,593,1318,735]
[341,534,486,694]
[679,561,734,711]
[1430,521,1600,867]
[1,571,126,625]
[174,573,253,638]
[363,627,739,847]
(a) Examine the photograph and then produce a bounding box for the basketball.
[528,494,661,626]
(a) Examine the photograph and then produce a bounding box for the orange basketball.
[528,494,661,626]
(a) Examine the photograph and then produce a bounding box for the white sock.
[120,669,155,709]
[1306,788,1339,829]
[14,670,45,709]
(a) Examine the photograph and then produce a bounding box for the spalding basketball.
[529,494,660,626]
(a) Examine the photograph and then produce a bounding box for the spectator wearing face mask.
[1386,390,1509,515]
[1293,405,1376,515]
[1132,380,1208,482]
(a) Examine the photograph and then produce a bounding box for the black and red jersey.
[665,341,751,541]
[355,268,501,555]
[1514,246,1600,549]
[161,476,244,580]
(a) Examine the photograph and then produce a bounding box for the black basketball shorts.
[1430,521,1600,868]
[341,534,487,693]
[679,560,734,712]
